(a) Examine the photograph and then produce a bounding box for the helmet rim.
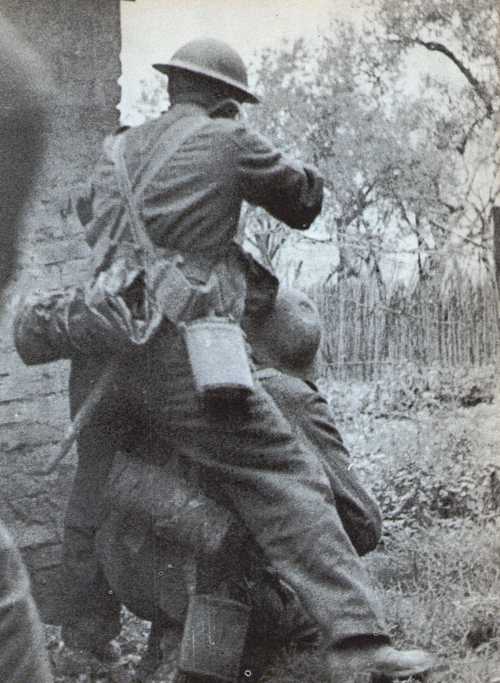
[153,61,260,104]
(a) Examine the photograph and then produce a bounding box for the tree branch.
[431,177,463,214]
[339,179,380,229]
[410,38,493,117]
[428,219,488,250]
[456,112,490,154]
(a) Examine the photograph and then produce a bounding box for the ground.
[45,374,500,682]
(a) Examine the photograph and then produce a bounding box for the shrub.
[368,432,500,533]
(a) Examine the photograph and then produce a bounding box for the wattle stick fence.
[306,267,498,386]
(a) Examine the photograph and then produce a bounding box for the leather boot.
[327,643,437,681]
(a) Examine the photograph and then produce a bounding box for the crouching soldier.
[93,287,386,681]
[14,38,436,681]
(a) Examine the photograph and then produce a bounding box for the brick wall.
[0,0,121,619]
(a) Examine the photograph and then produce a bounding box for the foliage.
[326,372,500,537]
[133,73,169,125]
[366,364,496,414]
[373,0,498,275]
[370,523,500,670]
[377,0,497,112]
[246,31,452,278]
[370,432,500,532]
[263,523,500,682]
[278,398,500,678]
[240,0,498,292]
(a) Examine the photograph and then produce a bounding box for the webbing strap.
[110,115,210,258]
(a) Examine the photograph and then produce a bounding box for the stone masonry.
[0,0,122,619]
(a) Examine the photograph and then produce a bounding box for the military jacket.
[15,104,324,361]
[82,102,323,257]
[256,368,383,556]
[77,103,323,322]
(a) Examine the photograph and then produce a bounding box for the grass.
[261,376,500,683]
[259,523,500,683]
[369,524,500,680]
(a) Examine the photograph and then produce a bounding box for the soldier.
[94,288,388,681]
[0,15,53,683]
[245,288,383,559]
[15,39,436,681]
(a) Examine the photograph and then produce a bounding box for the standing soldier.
[16,38,436,681]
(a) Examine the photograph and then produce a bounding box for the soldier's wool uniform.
[92,365,386,631]
[15,98,390,650]
[256,368,382,558]
[84,98,388,648]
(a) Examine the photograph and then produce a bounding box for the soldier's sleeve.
[303,389,383,555]
[14,284,136,364]
[0,522,53,682]
[303,390,350,457]
[14,288,81,365]
[75,127,129,234]
[231,125,323,230]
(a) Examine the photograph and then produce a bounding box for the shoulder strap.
[111,115,210,256]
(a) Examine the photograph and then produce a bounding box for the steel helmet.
[153,38,259,104]
[244,288,322,382]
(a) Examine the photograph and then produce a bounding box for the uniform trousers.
[60,333,388,649]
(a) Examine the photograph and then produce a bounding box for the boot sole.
[368,656,447,679]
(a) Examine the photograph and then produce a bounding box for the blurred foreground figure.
[0,16,48,288]
[0,14,53,683]
[0,525,53,682]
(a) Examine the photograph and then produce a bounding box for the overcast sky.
[120,0,466,125]
[120,0,363,122]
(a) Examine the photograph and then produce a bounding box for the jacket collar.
[254,366,319,391]
[168,102,211,119]
[168,99,241,121]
